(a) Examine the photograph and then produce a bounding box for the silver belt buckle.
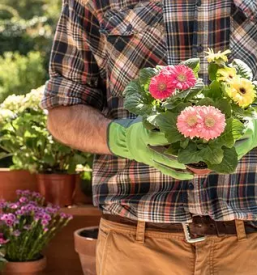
[182,223,206,243]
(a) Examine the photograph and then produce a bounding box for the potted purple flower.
[0,190,72,275]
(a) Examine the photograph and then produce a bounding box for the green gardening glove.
[236,119,257,160]
[108,117,193,180]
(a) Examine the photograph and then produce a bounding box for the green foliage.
[232,59,253,81]
[0,88,91,173]
[0,0,62,82]
[0,52,45,103]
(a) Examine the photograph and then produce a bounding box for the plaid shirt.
[42,0,257,223]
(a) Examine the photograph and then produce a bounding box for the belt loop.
[235,220,246,240]
[136,220,146,244]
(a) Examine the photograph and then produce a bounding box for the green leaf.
[203,80,223,99]
[232,59,253,80]
[242,107,257,119]
[124,93,153,116]
[231,102,244,118]
[232,119,245,140]
[156,112,183,143]
[196,97,215,106]
[146,114,159,127]
[181,58,200,76]
[213,98,231,118]
[206,147,238,173]
[200,146,224,165]
[165,142,180,155]
[171,79,204,101]
[177,143,204,164]
[138,67,159,85]
[208,63,219,81]
[210,118,234,148]
[180,138,189,149]
[184,80,205,100]
[123,80,143,97]
[142,118,155,130]
[162,101,191,112]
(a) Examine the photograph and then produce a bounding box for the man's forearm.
[47,105,111,154]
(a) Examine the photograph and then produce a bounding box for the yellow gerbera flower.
[205,48,231,65]
[226,77,256,107]
[217,67,237,82]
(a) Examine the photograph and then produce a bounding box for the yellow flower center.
[177,74,187,82]
[205,117,216,128]
[158,83,167,91]
[186,116,197,126]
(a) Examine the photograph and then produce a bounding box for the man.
[41,0,257,274]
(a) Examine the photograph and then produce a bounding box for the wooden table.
[43,205,101,275]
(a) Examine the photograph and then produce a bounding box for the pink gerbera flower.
[149,72,176,100]
[168,65,197,90]
[197,106,226,141]
[176,106,203,139]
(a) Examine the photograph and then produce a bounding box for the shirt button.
[126,24,133,32]
[188,182,194,190]
[196,0,202,6]
[197,44,204,53]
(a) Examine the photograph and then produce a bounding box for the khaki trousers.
[96,217,257,275]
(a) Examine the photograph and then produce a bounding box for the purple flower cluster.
[0,213,18,227]
[0,190,73,247]
[0,233,9,244]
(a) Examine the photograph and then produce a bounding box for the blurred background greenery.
[0,1,93,202]
[0,0,62,102]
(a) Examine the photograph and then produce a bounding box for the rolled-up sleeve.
[41,0,105,110]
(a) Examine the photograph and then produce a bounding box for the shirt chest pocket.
[230,1,257,80]
[99,1,166,98]
[100,2,163,37]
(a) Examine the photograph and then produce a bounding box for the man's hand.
[108,118,193,180]
[236,119,257,159]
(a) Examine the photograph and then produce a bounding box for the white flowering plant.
[0,86,91,173]
[123,50,257,174]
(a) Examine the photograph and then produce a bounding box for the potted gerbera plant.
[123,49,257,175]
[0,190,72,275]
[0,87,92,206]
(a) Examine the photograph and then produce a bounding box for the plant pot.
[0,169,37,202]
[186,165,212,175]
[1,256,46,275]
[73,175,93,205]
[36,174,76,207]
[74,227,98,275]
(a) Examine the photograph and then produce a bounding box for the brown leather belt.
[102,214,257,237]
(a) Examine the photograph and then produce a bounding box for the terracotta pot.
[0,169,37,202]
[36,174,76,207]
[73,175,93,205]
[74,227,98,275]
[1,256,46,275]
[186,165,212,175]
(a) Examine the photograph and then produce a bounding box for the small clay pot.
[0,169,37,202]
[36,174,76,207]
[186,165,212,175]
[1,256,46,275]
[74,227,98,275]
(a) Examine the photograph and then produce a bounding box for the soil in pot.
[1,256,46,275]
[74,227,98,275]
